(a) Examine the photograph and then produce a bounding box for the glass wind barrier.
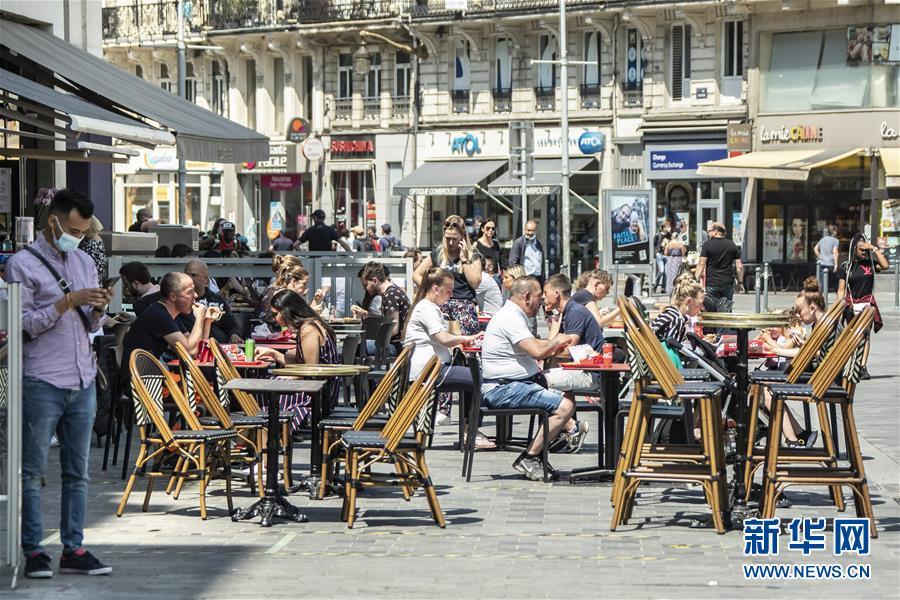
[0,282,22,588]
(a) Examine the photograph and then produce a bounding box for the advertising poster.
[788,217,807,262]
[605,190,652,266]
[763,218,784,263]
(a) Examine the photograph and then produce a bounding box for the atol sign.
[577,131,606,155]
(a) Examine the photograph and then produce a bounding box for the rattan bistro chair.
[760,308,877,534]
[317,344,413,499]
[117,350,236,520]
[209,339,295,487]
[340,357,443,528]
[612,297,729,534]
[174,342,266,497]
[743,299,845,503]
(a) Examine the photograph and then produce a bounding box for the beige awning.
[881,148,900,179]
[697,148,864,181]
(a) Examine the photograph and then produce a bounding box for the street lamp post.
[177,0,187,225]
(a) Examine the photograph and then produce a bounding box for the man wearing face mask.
[508,220,545,287]
[5,189,114,578]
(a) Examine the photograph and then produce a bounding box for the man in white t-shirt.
[481,277,574,481]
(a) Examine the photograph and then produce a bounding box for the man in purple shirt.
[5,189,113,578]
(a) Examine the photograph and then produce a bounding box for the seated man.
[138,259,242,343]
[119,261,159,316]
[480,276,574,481]
[543,274,606,451]
[120,272,214,390]
[354,262,409,355]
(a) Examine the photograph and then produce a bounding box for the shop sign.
[577,131,606,155]
[119,148,213,173]
[330,135,375,158]
[881,120,898,141]
[241,143,294,173]
[286,117,310,144]
[302,137,325,161]
[451,133,482,157]
[760,124,824,145]
[727,122,753,153]
[649,148,727,172]
[261,174,301,191]
[495,185,556,196]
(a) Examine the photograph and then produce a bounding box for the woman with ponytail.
[755,276,824,447]
[837,233,887,378]
[651,275,704,344]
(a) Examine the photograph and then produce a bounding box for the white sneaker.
[49,433,60,448]
[435,412,451,427]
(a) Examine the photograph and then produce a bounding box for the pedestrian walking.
[474,217,503,270]
[508,220,544,286]
[814,224,840,292]
[696,222,743,312]
[378,223,403,251]
[664,233,686,296]
[5,189,114,578]
[296,209,351,252]
[837,233,888,379]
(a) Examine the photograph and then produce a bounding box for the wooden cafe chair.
[117,350,235,520]
[760,307,877,535]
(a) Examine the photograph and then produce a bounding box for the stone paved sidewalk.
[4,294,899,599]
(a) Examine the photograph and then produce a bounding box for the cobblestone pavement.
[5,293,900,598]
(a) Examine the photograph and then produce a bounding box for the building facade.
[101,0,898,274]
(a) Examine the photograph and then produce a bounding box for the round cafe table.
[700,311,790,526]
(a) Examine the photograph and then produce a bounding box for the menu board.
[763,218,784,263]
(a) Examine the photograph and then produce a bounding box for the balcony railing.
[102,1,208,41]
[492,87,512,113]
[333,97,353,121]
[362,96,381,121]
[451,89,470,114]
[579,83,603,109]
[392,96,410,119]
[534,86,555,111]
[621,83,643,108]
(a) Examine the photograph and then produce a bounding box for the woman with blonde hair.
[501,264,526,291]
[79,216,108,285]
[652,275,704,344]
[412,215,482,335]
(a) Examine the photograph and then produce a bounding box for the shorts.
[482,381,564,414]
[543,368,601,393]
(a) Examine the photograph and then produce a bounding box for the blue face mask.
[52,216,84,253]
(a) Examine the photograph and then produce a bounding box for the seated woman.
[404,268,489,445]
[755,277,823,447]
[256,289,340,433]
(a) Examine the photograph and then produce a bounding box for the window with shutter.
[671,24,692,101]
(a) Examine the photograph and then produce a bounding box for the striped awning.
[697,148,864,181]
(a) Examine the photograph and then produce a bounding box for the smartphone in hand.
[102,276,121,289]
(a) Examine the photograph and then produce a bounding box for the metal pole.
[754,266,761,313]
[176,0,187,225]
[411,35,419,247]
[559,0,571,279]
[520,145,528,235]
[894,252,899,309]
[762,262,770,311]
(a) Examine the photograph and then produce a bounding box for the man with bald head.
[120,272,215,388]
[480,276,575,481]
[183,258,242,343]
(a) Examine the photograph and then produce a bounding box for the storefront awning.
[881,148,900,185]
[393,159,507,196]
[0,19,268,163]
[487,158,595,196]
[697,148,864,181]
[0,68,174,147]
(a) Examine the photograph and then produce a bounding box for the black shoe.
[860,367,871,380]
[24,551,53,579]
[59,548,112,576]
[786,430,818,449]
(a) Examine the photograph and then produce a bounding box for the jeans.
[365,339,398,357]
[482,381,563,413]
[705,286,734,313]
[21,376,96,554]
[654,254,667,290]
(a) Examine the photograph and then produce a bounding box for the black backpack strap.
[23,246,94,336]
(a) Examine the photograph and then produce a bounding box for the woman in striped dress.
[256,289,340,432]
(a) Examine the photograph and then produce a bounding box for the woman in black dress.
[837,233,888,377]
[474,218,502,270]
